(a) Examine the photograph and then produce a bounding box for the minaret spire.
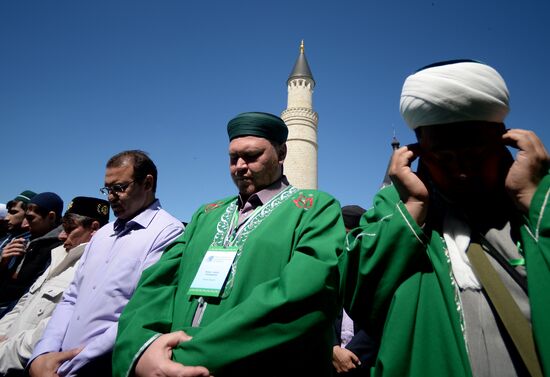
[381,131,401,188]
[391,127,400,150]
[287,40,314,85]
[281,41,319,189]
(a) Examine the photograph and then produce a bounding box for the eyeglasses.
[100,180,135,196]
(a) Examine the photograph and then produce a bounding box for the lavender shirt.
[30,200,183,376]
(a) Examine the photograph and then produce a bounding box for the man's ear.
[278,144,287,163]
[143,174,154,191]
[47,211,57,224]
[90,220,101,233]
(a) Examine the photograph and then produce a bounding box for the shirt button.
[77,316,80,320]
[92,285,96,290]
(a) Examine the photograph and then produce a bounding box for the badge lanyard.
[187,204,263,298]
[188,186,297,300]
[223,205,263,247]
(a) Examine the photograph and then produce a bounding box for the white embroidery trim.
[126,333,162,377]
[396,203,425,245]
[534,185,550,241]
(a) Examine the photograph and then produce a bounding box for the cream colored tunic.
[0,243,86,373]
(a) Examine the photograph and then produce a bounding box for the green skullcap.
[13,190,36,204]
[227,112,288,144]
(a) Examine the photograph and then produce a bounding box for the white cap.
[400,60,510,129]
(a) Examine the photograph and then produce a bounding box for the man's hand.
[1,238,27,262]
[389,144,430,225]
[503,129,550,213]
[332,345,360,373]
[135,331,210,377]
[29,349,81,377]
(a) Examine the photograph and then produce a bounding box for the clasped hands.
[135,331,211,377]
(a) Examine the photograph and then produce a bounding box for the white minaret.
[281,41,318,189]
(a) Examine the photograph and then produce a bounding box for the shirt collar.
[113,199,161,235]
[237,175,289,210]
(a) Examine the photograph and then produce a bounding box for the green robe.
[113,188,344,377]
[343,174,550,377]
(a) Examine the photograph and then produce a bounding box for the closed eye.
[230,152,262,164]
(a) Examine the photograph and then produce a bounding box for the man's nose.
[236,157,248,170]
[21,217,30,230]
[453,154,478,176]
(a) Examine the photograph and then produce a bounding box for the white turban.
[400,61,510,129]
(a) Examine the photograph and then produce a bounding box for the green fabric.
[113,189,344,377]
[344,174,550,377]
[522,173,550,375]
[227,111,288,143]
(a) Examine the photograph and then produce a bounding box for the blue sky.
[1,0,549,221]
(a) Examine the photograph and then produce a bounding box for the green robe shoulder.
[113,189,345,377]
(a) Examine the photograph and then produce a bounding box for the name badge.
[187,246,238,297]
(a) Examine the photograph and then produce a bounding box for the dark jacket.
[0,226,62,308]
[333,309,378,376]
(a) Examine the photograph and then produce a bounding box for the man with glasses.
[29,150,183,377]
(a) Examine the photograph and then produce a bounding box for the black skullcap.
[227,112,288,144]
[341,205,366,229]
[66,196,110,226]
[29,192,64,219]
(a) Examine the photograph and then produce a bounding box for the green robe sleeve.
[522,173,550,375]
[112,208,202,377]
[171,194,343,374]
[343,186,471,377]
[343,186,428,338]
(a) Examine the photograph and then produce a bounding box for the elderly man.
[0,196,109,375]
[344,60,550,377]
[0,192,64,318]
[29,150,183,377]
[113,112,344,377]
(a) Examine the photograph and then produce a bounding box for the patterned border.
[441,236,466,343]
[210,185,299,297]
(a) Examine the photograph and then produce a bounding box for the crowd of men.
[0,59,548,377]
